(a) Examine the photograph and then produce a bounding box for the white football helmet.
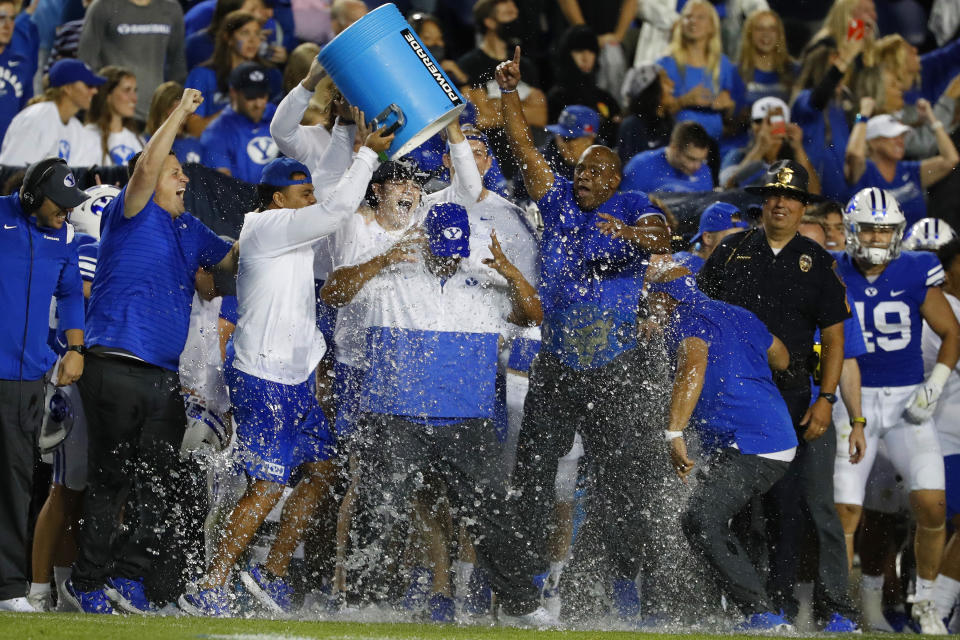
[68,184,119,240]
[844,187,906,265]
[902,217,957,252]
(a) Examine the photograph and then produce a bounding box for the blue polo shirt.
[621,147,713,194]
[852,160,925,227]
[85,186,232,370]
[200,103,278,183]
[537,176,659,370]
[668,294,797,455]
[0,193,84,381]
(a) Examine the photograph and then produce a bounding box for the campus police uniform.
[697,162,854,620]
[0,164,86,602]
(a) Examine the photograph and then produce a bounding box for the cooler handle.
[370,103,405,136]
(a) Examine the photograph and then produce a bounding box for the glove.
[904,363,951,424]
[181,393,229,456]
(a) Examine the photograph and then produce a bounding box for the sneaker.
[0,597,36,612]
[883,609,918,633]
[912,599,948,635]
[239,565,294,614]
[429,593,454,623]
[498,605,560,628]
[823,612,861,633]
[612,577,640,619]
[25,590,52,612]
[737,610,794,632]
[60,580,116,614]
[178,584,229,617]
[462,567,491,616]
[402,567,433,614]
[104,577,159,614]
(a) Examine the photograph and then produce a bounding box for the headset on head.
[21,157,68,213]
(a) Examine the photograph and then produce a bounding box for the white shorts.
[554,432,584,502]
[862,442,911,516]
[40,383,87,491]
[834,385,945,506]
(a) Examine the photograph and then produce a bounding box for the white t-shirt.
[82,124,144,166]
[922,291,960,456]
[0,101,100,166]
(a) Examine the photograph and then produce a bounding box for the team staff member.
[63,88,236,615]
[0,158,87,612]
[698,160,856,627]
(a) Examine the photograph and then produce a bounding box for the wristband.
[931,121,944,130]
[854,113,868,124]
[851,416,866,426]
[66,344,86,356]
[664,429,684,441]
[500,88,517,94]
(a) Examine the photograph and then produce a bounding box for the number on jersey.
[854,300,911,353]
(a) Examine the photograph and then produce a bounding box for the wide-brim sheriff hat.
[745,159,825,204]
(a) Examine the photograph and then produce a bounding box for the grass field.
[0,613,906,640]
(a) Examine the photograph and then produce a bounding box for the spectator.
[806,199,847,251]
[540,104,598,181]
[803,0,877,68]
[738,9,797,105]
[616,63,675,165]
[83,65,143,166]
[621,120,713,193]
[0,0,34,144]
[845,99,959,226]
[0,158,87,613]
[200,62,279,182]
[281,43,333,128]
[184,10,282,137]
[657,0,744,142]
[183,0,243,70]
[720,97,820,193]
[77,0,187,122]
[145,81,203,165]
[875,31,960,107]
[672,201,748,273]
[329,0,366,35]
[408,11,467,86]
[546,25,620,145]
[184,0,284,71]
[0,59,103,166]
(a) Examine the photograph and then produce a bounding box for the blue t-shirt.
[185,65,283,119]
[657,54,745,140]
[672,250,705,273]
[791,90,850,203]
[85,186,232,370]
[743,66,797,106]
[172,135,204,165]
[622,147,713,194]
[184,29,214,71]
[669,294,797,454]
[183,0,215,36]
[0,45,32,144]
[852,160,926,227]
[200,103,278,183]
[537,176,658,370]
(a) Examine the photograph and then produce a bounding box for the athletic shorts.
[40,383,87,491]
[226,364,336,484]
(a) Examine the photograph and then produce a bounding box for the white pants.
[834,385,945,506]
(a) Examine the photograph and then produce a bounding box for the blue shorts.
[946,455,960,521]
[225,364,336,484]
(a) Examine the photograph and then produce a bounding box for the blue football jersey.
[835,251,944,387]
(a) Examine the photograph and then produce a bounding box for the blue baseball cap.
[691,201,747,244]
[546,105,600,139]
[49,59,106,88]
[259,157,312,186]
[648,273,706,306]
[425,202,470,258]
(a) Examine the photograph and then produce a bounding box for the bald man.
[330,0,367,34]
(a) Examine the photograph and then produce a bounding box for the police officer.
[0,157,88,611]
[698,159,856,628]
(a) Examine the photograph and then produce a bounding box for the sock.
[794,581,814,604]
[916,576,937,603]
[862,573,885,592]
[933,575,960,618]
[29,582,51,596]
[453,561,473,600]
[546,561,565,591]
[53,566,71,593]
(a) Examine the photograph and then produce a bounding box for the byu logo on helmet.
[443,226,463,240]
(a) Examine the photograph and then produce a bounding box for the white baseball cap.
[866,114,911,141]
[751,96,790,122]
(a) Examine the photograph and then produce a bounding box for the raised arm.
[844,97,874,185]
[125,88,203,218]
[482,230,543,326]
[495,47,555,201]
[445,120,483,205]
[320,229,423,307]
[270,58,334,173]
[917,98,960,188]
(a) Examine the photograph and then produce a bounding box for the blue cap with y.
[425,202,470,258]
[259,157,312,186]
[691,201,747,244]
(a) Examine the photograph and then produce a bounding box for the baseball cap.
[260,157,312,186]
[30,159,89,209]
[866,114,911,141]
[691,201,747,244]
[48,59,106,88]
[546,105,599,139]
[751,96,790,122]
[371,157,423,185]
[229,62,270,99]
[647,272,705,306]
[424,202,470,258]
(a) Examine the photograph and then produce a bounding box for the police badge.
[799,254,813,272]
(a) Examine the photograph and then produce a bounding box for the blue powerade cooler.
[318,3,466,160]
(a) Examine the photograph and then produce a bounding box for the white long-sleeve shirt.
[0,101,100,166]
[232,146,379,385]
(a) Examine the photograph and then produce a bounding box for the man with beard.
[492,47,673,625]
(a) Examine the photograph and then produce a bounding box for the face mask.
[429,44,446,61]
[498,18,522,42]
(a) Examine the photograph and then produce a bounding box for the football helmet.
[902,217,956,252]
[68,184,120,240]
[844,187,906,265]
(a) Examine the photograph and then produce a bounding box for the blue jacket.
[0,193,84,381]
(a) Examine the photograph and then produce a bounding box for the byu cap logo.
[250,70,265,82]
[443,226,463,240]
[63,173,75,188]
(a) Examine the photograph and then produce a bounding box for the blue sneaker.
[402,567,433,614]
[463,567,492,616]
[61,580,116,614]
[612,578,640,619]
[429,593,454,623]
[823,612,861,633]
[104,577,158,614]
[884,608,920,633]
[240,565,294,614]
[178,585,229,617]
[738,610,794,632]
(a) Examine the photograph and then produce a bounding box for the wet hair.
[938,239,960,274]
[86,66,138,163]
[670,121,712,151]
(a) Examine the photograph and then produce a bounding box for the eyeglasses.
[0,14,15,23]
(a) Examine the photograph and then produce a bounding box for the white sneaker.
[26,590,53,612]
[498,605,560,628]
[912,599,948,635]
[0,597,36,612]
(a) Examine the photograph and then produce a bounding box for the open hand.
[482,230,519,278]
